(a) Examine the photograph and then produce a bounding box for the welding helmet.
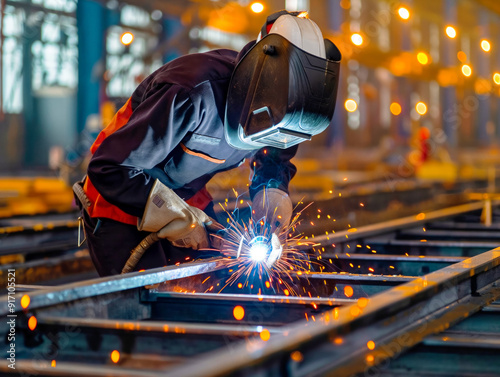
[224,12,342,150]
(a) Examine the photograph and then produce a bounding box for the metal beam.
[163,248,500,377]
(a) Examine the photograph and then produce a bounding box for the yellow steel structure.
[0,178,74,218]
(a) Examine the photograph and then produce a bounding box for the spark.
[212,201,317,296]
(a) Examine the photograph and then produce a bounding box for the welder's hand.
[252,188,293,236]
[138,180,219,250]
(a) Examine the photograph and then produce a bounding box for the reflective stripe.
[180,143,226,164]
[84,98,140,225]
[91,98,133,154]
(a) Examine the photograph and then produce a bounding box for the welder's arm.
[249,146,298,235]
[88,84,196,218]
[138,180,219,249]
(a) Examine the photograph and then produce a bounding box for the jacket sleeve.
[87,84,196,217]
[249,145,298,199]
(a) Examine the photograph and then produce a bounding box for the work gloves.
[138,180,219,249]
[252,188,293,236]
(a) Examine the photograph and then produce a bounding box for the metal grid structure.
[0,199,499,376]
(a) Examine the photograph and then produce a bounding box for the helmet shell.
[224,32,341,150]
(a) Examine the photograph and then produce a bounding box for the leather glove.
[138,180,219,249]
[252,188,293,236]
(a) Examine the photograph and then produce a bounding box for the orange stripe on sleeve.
[90,98,133,154]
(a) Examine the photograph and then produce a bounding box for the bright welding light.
[249,241,269,262]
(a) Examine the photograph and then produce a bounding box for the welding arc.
[121,233,160,274]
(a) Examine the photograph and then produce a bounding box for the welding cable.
[121,232,160,274]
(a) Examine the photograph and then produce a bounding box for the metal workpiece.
[1,201,500,376]
[0,257,229,316]
[166,249,500,377]
[310,200,499,246]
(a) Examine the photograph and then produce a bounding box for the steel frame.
[0,200,499,376]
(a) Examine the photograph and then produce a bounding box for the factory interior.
[1,0,500,376]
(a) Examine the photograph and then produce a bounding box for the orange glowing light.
[445,26,456,38]
[21,295,30,309]
[390,102,402,116]
[415,102,427,115]
[398,6,410,20]
[350,306,361,316]
[481,39,491,52]
[493,73,500,85]
[417,52,429,65]
[344,286,354,298]
[290,351,304,362]
[367,340,376,350]
[250,2,264,13]
[334,337,343,345]
[260,329,271,341]
[366,355,374,363]
[462,64,472,77]
[351,33,363,46]
[284,289,290,296]
[233,305,245,320]
[111,350,120,363]
[238,283,243,288]
[51,360,56,367]
[416,212,426,220]
[457,51,467,63]
[265,281,270,288]
[120,32,134,46]
[358,297,369,308]
[28,316,37,331]
[345,99,358,112]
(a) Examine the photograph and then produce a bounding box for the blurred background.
[1,0,500,218]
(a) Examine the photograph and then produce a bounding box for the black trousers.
[81,204,221,277]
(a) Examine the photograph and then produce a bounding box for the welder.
[74,10,341,276]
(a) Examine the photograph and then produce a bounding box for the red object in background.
[418,127,431,163]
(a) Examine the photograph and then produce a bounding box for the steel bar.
[423,332,500,349]
[147,291,350,306]
[311,200,499,246]
[0,257,229,316]
[290,271,415,284]
[37,315,284,336]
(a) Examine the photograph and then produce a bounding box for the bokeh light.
[21,295,30,309]
[481,39,491,52]
[445,26,457,38]
[462,64,472,77]
[398,7,410,20]
[494,73,500,85]
[28,316,37,331]
[260,328,271,341]
[390,102,402,116]
[250,2,264,13]
[111,350,120,363]
[233,305,245,320]
[417,52,429,65]
[351,33,363,46]
[120,32,134,45]
[416,102,427,115]
[345,99,358,112]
